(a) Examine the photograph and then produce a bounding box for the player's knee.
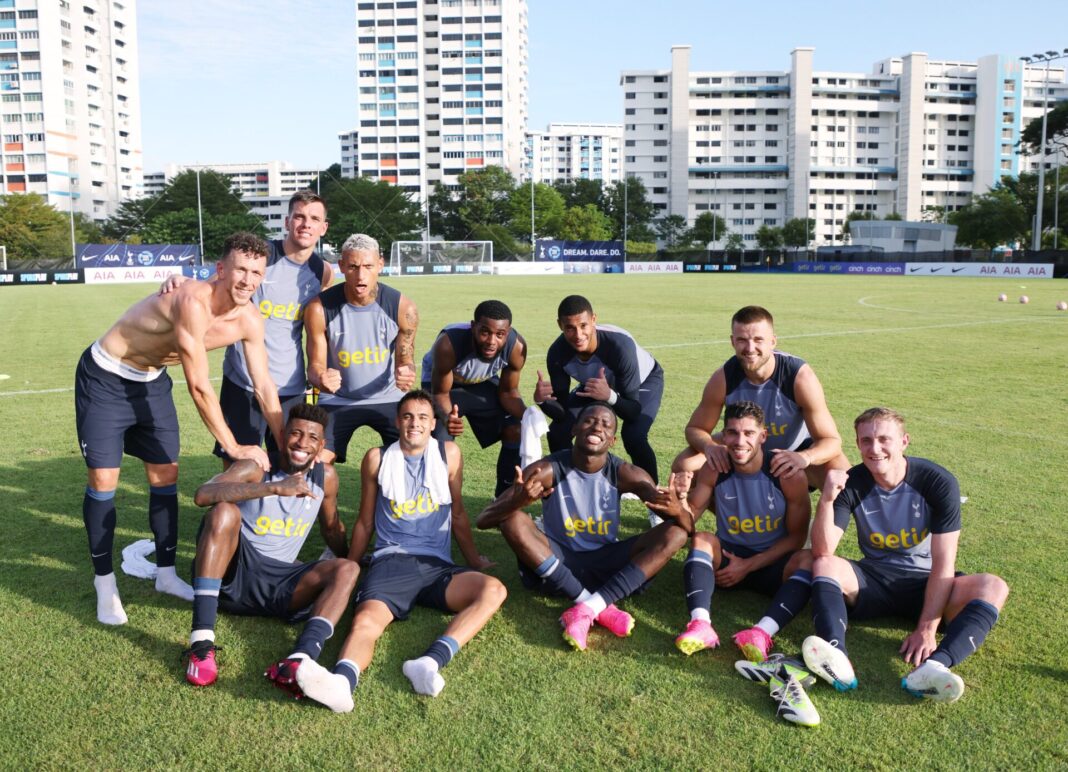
[481,576,508,609]
[332,558,360,590]
[786,549,813,573]
[498,510,533,541]
[664,523,690,554]
[204,502,241,536]
[975,573,1010,608]
[811,554,842,579]
[692,530,717,553]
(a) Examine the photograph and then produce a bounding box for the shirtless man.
[74,232,282,625]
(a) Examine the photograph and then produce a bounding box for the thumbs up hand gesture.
[446,403,464,437]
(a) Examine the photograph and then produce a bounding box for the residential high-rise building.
[622,46,1067,247]
[1,0,142,221]
[524,122,623,184]
[345,0,528,207]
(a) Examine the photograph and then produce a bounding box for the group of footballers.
[73,190,1008,723]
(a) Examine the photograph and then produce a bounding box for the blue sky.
[138,0,1068,172]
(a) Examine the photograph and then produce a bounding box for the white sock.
[155,566,194,601]
[295,658,355,713]
[690,608,711,623]
[286,652,310,662]
[93,573,128,626]
[403,656,446,697]
[582,593,607,616]
[755,617,780,637]
[575,589,594,604]
[190,629,215,645]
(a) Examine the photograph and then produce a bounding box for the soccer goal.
[387,240,494,276]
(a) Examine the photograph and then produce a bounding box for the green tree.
[656,214,689,248]
[605,177,655,242]
[755,225,784,255]
[724,232,745,255]
[553,178,604,211]
[1019,101,1068,156]
[508,182,565,241]
[559,204,613,241]
[781,217,814,252]
[687,212,728,246]
[73,212,104,244]
[140,209,268,260]
[427,184,466,241]
[948,187,1028,248]
[841,210,876,237]
[320,175,424,258]
[921,206,947,223]
[0,193,74,260]
[456,166,516,230]
[101,195,157,240]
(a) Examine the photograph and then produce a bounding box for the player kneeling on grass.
[800,407,1009,703]
[674,401,811,656]
[476,403,693,652]
[296,389,504,713]
[183,404,357,692]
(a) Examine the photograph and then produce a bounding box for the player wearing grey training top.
[305,234,419,463]
[801,407,1009,703]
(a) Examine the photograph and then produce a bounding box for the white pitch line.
[644,315,1036,351]
[0,376,221,398]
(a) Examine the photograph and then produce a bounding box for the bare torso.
[97,279,255,371]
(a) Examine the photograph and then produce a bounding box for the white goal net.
[387,241,494,276]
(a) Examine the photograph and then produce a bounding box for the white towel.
[120,538,158,580]
[379,438,452,506]
[520,405,549,469]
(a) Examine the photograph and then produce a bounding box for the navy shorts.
[321,401,400,463]
[354,552,470,621]
[848,559,965,621]
[213,375,308,461]
[519,535,649,595]
[424,380,518,448]
[718,542,792,596]
[214,532,319,623]
[74,346,180,468]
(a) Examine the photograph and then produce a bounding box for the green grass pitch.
[0,273,1066,769]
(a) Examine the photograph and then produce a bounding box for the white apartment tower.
[349,0,528,204]
[524,123,623,184]
[0,0,142,221]
[622,46,1067,247]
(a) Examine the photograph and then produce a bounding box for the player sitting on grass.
[295,390,504,712]
[476,403,693,651]
[421,299,528,496]
[182,404,357,691]
[674,401,811,656]
[801,407,1009,703]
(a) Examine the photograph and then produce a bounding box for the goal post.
[388,240,494,276]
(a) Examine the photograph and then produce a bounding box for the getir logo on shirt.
[725,514,782,536]
[259,299,304,321]
[869,526,929,550]
[338,347,390,367]
[253,516,312,538]
[563,515,612,538]
[390,493,440,519]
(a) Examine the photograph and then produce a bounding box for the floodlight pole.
[196,168,205,262]
[1025,49,1068,251]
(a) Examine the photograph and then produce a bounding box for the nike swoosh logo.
[929,267,943,273]
[909,267,922,273]
[686,590,703,597]
[952,267,965,273]
[723,495,737,500]
[91,551,109,558]
[165,546,177,552]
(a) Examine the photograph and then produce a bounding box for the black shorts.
[321,401,400,463]
[848,559,965,621]
[214,533,320,623]
[74,346,180,468]
[518,535,650,595]
[424,380,518,448]
[213,375,308,461]
[718,542,792,596]
[354,552,471,621]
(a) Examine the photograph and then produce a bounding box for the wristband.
[607,389,618,406]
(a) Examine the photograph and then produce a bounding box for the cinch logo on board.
[253,516,312,538]
[725,515,783,535]
[259,299,304,321]
[563,515,612,539]
[337,347,390,367]
[390,493,440,519]
[869,527,928,550]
